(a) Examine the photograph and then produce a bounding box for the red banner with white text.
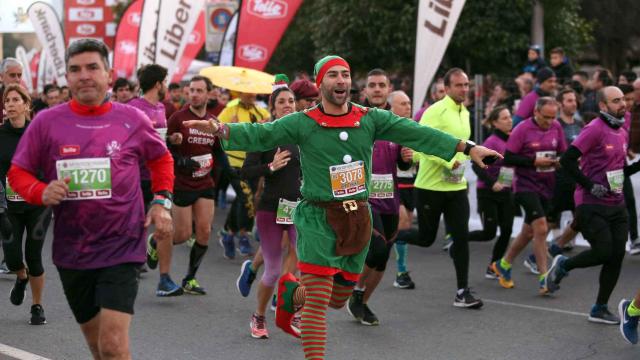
[64,0,115,48]
[171,11,206,83]
[112,0,143,79]
[234,0,302,70]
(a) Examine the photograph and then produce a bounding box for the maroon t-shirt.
[167,107,217,191]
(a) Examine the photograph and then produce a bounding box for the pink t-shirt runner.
[127,97,167,181]
[11,102,168,269]
[572,117,627,206]
[506,117,567,199]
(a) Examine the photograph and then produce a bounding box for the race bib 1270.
[56,157,112,200]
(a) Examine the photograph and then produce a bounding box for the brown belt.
[311,200,371,256]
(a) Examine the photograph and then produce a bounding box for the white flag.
[28,1,67,87]
[137,0,160,70]
[219,11,238,66]
[413,0,465,115]
[15,46,33,93]
[155,0,205,80]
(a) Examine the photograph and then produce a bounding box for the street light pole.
[531,0,544,53]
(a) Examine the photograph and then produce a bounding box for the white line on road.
[484,299,590,318]
[0,343,52,360]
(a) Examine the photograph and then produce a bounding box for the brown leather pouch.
[312,200,371,256]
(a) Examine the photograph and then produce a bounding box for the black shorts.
[174,188,216,207]
[57,263,140,324]
[398,187,415,211]
[515,191,551,225]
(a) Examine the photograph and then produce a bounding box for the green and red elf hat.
[314,55,350,88]
[272,73,290,92]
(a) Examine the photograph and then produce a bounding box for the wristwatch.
[463,140,476,156]
[151,193,173,211]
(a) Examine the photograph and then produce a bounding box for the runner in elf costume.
[185,55,501,359]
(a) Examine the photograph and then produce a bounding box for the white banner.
[28,1,67,87]
[219,11,238,66]
[0,1,62,33]
[413,0,465,116]
[155,0,205,80]
[136,0,160,69]
[15,46,34,93]
[36,50,48,93]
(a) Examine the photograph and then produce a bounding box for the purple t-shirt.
[514,90,539,123]
[12,102,168,269]
[127,97,167,181]
[477,132,510,190]
[573,118,627,206]
[506,117,567,199]
[369,140,401,214]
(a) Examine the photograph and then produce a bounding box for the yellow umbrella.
[199,66,275,94]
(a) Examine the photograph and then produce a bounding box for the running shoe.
[523,254,540,275]
[545,254,569,293]
[442,233,453,252]
[619,299,639,344]
[453,288,483,309]
[538,276,551,296]
[275,273,301,338]
[270,294,277,312]
[219,230,236,260]
[361,304,379,326]
[237,260,256,297]
[250,313,269,339]
[484,265,499,280]
[238,235,254,256]
[186,234,196,248]
[146,233,158,270]
[393,272,416,289]
[588,304,620,325]
[10,276,29,306]
[182,278,207,295]
[0,260,11,274]
[548,242,563,258]
[29,304,46,325]
[491,260,514,289]
[156,275,184,297]
[347,289,365,321]
[629,241,640,256]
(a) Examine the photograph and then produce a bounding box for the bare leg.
[531,217,549,274]
[504,223,533,263]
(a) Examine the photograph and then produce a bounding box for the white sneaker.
[629,242,640,255]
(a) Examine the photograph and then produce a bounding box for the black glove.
[0,212,12,241]
[175,156,201,172]
[590,184,609,198]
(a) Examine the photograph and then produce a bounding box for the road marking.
[0,343,52,360]
[484,299,590,317]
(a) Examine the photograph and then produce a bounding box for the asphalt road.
[1,169,640,360]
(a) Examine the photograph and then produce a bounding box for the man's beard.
[321,85,350,107]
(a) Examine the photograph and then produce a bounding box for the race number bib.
[498,167,514,187]
[56,158,112,200]
[329,161,366,198]
[607,169,624,194]
[156,127,168,139]
[276,198,298,224]
[370,174,394,199]
[535,151,557,173]
[442,163,466,184]
[5,177,24,202]
[191,154,213,178]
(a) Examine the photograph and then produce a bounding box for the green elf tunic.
[222,103,459,280]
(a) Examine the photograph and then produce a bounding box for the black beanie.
[536,67,555,84]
